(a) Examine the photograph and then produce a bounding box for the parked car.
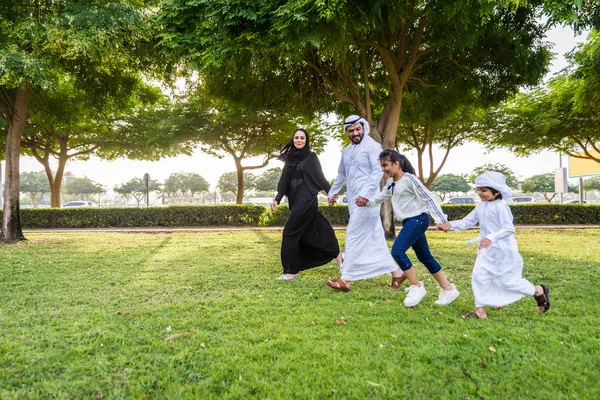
[512,196,536,203]
[442,197,475,205]
[62,201,97,208]
[565,200,587,204]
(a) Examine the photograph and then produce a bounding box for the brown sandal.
[461,311,487,320]
[326,278,350,292]
[534,284,550,312]
[390,274,407,289]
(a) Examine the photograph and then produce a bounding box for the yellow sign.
[569,149,600,178]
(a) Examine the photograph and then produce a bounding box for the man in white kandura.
[326,115,405,292]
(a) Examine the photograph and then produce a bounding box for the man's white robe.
[329,135,398,281]
[450,200,535,307]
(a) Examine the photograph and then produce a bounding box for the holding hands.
[437,221,451,231]
[328,195,338,206]
[355,196,368,207]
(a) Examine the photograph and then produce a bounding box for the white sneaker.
[276,274,298,280]
[434,284,460,305]
[403,282,426,307]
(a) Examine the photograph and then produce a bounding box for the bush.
[3,203,598,229]
[263,204,350,226]
[13,205,266,229]
[440,204,600,225]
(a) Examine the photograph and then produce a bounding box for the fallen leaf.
[335,317,347,325]
[366,381,380,387]
[488,346,496,353]
[307,321,315,326]
[165,332,196,341]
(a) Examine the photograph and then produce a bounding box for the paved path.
[23,225,600,233]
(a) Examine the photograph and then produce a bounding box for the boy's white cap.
[475,171,512,202]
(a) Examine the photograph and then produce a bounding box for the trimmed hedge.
[273,204,600,226]
[12,205,266,229]
[441,204,600,225]
[3,203,599,229]
[266,204,350,226]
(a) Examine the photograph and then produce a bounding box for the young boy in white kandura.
[438,171,550,319]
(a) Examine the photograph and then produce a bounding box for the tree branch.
[399,15,428,83]
[336,63,367,115]
[305,60,355,105]
[396,0,415,65]
[67,145,100,159]
[363,39,402,89]
[361,46,372,122]
[0,86,14,117]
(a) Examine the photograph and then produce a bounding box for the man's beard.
[351,134,363,144]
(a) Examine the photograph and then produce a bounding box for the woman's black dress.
[275,152,340,274]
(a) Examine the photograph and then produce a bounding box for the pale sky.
[16,25,588,195]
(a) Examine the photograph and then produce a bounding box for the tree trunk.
[1,85,30,243]
[51,152,68,207]
[378,90,403,239]
[38,156,63,208]
[380,199,396,240]
[234,158,245,205]
[543,193,557,202]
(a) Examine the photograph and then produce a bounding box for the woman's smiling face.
[293,130,307,149]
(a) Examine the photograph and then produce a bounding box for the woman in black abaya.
[270,129,342,280]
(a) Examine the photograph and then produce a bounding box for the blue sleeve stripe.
[406,174,446,222]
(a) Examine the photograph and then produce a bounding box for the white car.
[442,197,475,205]
[62,201,98,208]
[512,196,536,203]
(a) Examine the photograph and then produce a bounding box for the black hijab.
[277,128,311,167]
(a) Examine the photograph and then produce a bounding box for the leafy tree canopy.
[158,0,553,152]
[254,168,282,193]
[218,171,256,198]
[480,30,600,163]
[113,177,161,206]
[162,173,210,198]
[156,83,330,203]
[1,0,159,240]
[63,176,105,202]
[583,176,600,192]
[521,173,558,202]
[20,171,50,207]
[429,174,471,201]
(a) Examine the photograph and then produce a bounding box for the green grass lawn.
[1,229,599,399]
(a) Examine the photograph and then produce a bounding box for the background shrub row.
[10,205,265,228]
[441,204,600,225]
[3,203,598,229]
[270,204,600,226]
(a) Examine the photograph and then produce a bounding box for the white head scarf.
[475,171,513,203]
[343,115,370,137]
